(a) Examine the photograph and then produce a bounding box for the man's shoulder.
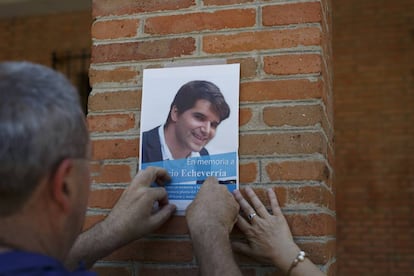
[143,126,160,135]
[142,126,162,147]
[0,251,96,276]
[142,126,160,141]
[141,125,163,163]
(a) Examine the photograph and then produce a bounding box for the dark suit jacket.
[141,126,209,164]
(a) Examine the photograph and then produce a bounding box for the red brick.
[239,162,258,183]
[154,216,189,235]
[227,57,257,79]
[91,163,132,184]
[263,104,324,127]
[240,132,326,156]
[287,213,336,236]
[105,240,193,262]
[87,113,136,133]
[89,67,139,86]
[203,27,321,53]
[91,38,196,63]
[287,185,335,211]
[263,54,322,75]
[204,0,253,5]
[239,107,252,126]
[145,9,255,35]
[88,90,141,111]
[92,0,195,17]
[88,188,124,209]
[91,138,139,160]
[92,19,139,40]
[92,266,132,276]
[240,79,323,102]
[266,160,329,181]
[262,2,322,26]
[334,0,414,273]
[92,113,136,132]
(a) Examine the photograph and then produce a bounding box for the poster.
[139,63,240,215]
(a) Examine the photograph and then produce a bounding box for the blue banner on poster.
[142,152,237,183]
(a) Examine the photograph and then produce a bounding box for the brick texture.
[203,27,321,53]
[334,0,414,274]
[88,90,141,111]
[92,0,195,17]
[104,240,194,262]
[145,9,256,35]
[91,138,139,160]
[89,67,139,86]
[89,0,334,274]
[240,79,323,102]
[92,38,196,63]
[87,113,136,133]
[90,163,132,183]
[263,54,322,75]
[262,2,322,26]
[92,19,139,39]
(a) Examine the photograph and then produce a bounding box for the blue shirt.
[0,250,96,275]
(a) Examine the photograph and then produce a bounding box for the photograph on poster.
[139,63,240,215]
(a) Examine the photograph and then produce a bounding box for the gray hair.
[0,61,89,216]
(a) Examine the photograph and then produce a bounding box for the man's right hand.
[186,177,239,235]
[185,177,241,276]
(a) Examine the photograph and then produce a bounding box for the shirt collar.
[159,124,201,160]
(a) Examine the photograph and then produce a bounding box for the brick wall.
[88,0,335,275]
[333,0,414,274]
[0,11,91,67]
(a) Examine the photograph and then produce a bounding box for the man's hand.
[66,167,176,270]
[185,177,241,276]
[186,177,239,235]
[103,167,176,243]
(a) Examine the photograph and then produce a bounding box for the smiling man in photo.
[141,80,230,164]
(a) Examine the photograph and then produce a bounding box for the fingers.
[133,167,171,188]
[235,214,251,233]
[198,177,231,199]
[200,176,219,188]
[245,187,268,218]
[267,188,283,216]
[148,186,169,204]
[233,189,256,219]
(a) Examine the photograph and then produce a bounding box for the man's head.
[0,62,90,255]
[165,80,230,155]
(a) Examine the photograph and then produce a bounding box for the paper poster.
[139,63,240,215]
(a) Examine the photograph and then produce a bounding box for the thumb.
[202,176,219,186]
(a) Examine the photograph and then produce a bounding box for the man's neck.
[0,216,54,256]
[0,190,65,261]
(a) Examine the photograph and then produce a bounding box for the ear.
[50,159,73,213]
[170,105,179,122]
